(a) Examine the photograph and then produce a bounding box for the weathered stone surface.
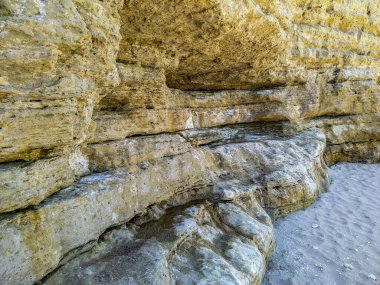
[325,141,380,165]
[85,133,193,172]
[301,114,380,164]
[0,0,122,163]
[0,129,327,284]
[1,0,380,284]
[119,0,380,90]
[43,200,274,285]
[0,151,88,213]
[119,0,292,90]
[90,61,379,144]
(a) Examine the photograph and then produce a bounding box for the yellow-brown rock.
[1,129,327,284]
[0,0,379,284]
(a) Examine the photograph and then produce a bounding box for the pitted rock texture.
[41,129,327,285]
[43,201,275,285]
[1,129,328,284]
[0,0,379,284]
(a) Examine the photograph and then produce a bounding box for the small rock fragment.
[368,274,377,281]
[343,263,353,270]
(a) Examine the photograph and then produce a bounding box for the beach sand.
[262,163,380,285]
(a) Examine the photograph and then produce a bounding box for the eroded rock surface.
[43,201,274,285]
[0,0,379,284]
[1,129,328,284]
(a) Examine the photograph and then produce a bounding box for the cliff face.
[0,1,379,284]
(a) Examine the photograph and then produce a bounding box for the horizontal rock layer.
[0,129,327,284]
[44,200,275,285]
[0,0,379,284]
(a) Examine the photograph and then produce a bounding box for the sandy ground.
[262,163,380,285]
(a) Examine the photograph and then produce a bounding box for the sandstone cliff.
[0,1,379,284]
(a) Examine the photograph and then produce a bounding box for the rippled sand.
[263,163,380,285]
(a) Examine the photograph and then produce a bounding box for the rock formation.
[0,0,379,284]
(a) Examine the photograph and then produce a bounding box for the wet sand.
[263,163,380,285]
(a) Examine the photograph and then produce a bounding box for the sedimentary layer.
[1,129,328,284]
[0,0,379,284]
